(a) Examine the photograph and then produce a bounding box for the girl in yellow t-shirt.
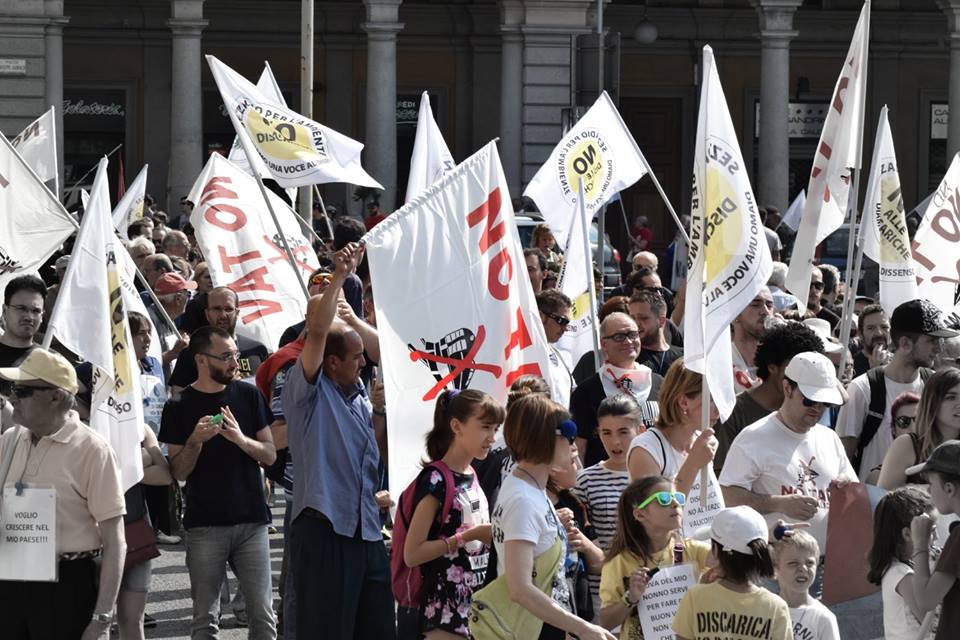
[673,506,792,640]
[598,476,711,640]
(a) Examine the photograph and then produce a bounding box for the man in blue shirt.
[283,242,393,639]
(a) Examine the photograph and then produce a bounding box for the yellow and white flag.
[48,158,144,491]
[10,106,57,187]
[207,55,383,189]
[685,46,773,420]
[860,107,917,317]
[405,91,455,202]
[786,1,869,307]
[111,164,148,236]
[524,91,648,248]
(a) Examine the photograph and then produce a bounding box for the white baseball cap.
[802,318,843,354]
[710,506,769,556]
[784,351,844,406]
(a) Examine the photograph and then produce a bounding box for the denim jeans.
[185,523,277,640]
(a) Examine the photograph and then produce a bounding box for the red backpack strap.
[430,460,458,526]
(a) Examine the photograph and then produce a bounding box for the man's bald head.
[633,251,658,272]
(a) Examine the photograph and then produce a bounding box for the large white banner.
[112,164,148,236]
[913,153,960,313]
[685,46,773,421]
[786,1,869,308]
[861,106,917,317]
[365,141,552,496]
[207,55,382,189]
[406,91,455,202]
[188,153,319,351]
[48,158,144,491]
[0,134,75,294]
[10,106,57,186]
[524,91,648,248]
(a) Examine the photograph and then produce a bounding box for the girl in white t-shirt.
[627,359,718,497]
[867,485,936,640]
[481,394,615,640]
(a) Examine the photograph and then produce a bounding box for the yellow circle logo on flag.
[704,164,743,283]
[244,110,315,162]
[557,129,614,208]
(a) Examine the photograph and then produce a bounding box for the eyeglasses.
[201,351,240,363]
[636,491,686,510]
[809,281,825,291]
[602,331,640,343]
[894,415,916,430]
[11,384,56,398]
[544,312,571,327]
[5,304,43,317]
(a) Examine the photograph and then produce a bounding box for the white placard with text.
[0,487,57,581]
[637,563,696,640]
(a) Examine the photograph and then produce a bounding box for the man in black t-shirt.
[168,286,268,392]
[628,288,683,378]
[159,326,277,637]
[0,275,45,427]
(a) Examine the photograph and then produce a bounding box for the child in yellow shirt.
[673,506,792,640]
[598,476,711,640]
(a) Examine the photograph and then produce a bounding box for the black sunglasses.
[894,415,916,430]
[809,281,825,291]
[786,378,834,408]
[11,384,56,398]
[545,312,570,327]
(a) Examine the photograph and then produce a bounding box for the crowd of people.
[1,196,960,640]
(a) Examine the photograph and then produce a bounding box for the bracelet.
[621,591,638,608]
[455,531,464,549]
[444,536,457,555]
[372,407,386,417]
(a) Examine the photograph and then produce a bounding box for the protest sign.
[682,467,725,539]
[637,563,696,640]
[365,140,552,498]
[913,153,960,313]
[0,487,56,581]
[188,153,319,352]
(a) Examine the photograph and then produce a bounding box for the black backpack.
[854,366,932,474]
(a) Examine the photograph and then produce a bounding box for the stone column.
[940,1,960,160]
[751,0,802,212]
[499,29,523,195]
[167,0,207,211]
[44,0,68,199]
[363,0,403,210]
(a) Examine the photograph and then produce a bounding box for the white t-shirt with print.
[491,473,572,613]
[789,598,840,640]
[836,370,924,477]
[718,413,856,550]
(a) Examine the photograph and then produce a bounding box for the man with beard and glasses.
[159,326,277,639]
[730,286,774,394]
[853,304,891,377]
[570,312,662,467]
[628,287,683,377]
[168,286,269,393]
[837,300,959,478]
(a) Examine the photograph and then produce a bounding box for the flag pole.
[313,184,336,240]
[837,4,871,360]
[579,183,603,372]
[297,2,315,221]
[50,106,60,201]
[214,69,312,301]
[66,144,122,194]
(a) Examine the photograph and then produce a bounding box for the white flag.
[913,153,960,313]
[207,55,383,189]
[685,46,773,421]
[365,141,552,497]
[188,153,319,351]
[48,158,144,490]
[786,1,869,308]
[112,164,148,236]
[10,107,57,185]
[555,186,598,379]
[860,107,917,317]
[781,190,806,232]
[0,134,75,293]
[405,92,455,202]
[524,91,648,248]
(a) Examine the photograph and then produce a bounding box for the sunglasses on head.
[545,312,570,327]
[636,490,686,510]
[894,415,916,430]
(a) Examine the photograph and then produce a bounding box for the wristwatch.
[92,612,114,625]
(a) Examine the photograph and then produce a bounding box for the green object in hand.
[210,413,223,426]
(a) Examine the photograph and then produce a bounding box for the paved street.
[140,496,285,640]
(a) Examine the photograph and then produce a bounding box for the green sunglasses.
[636,491,686,510]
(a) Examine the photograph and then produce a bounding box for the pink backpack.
[391,460,457,608]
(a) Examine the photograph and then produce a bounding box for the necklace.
[516,466,542,490]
